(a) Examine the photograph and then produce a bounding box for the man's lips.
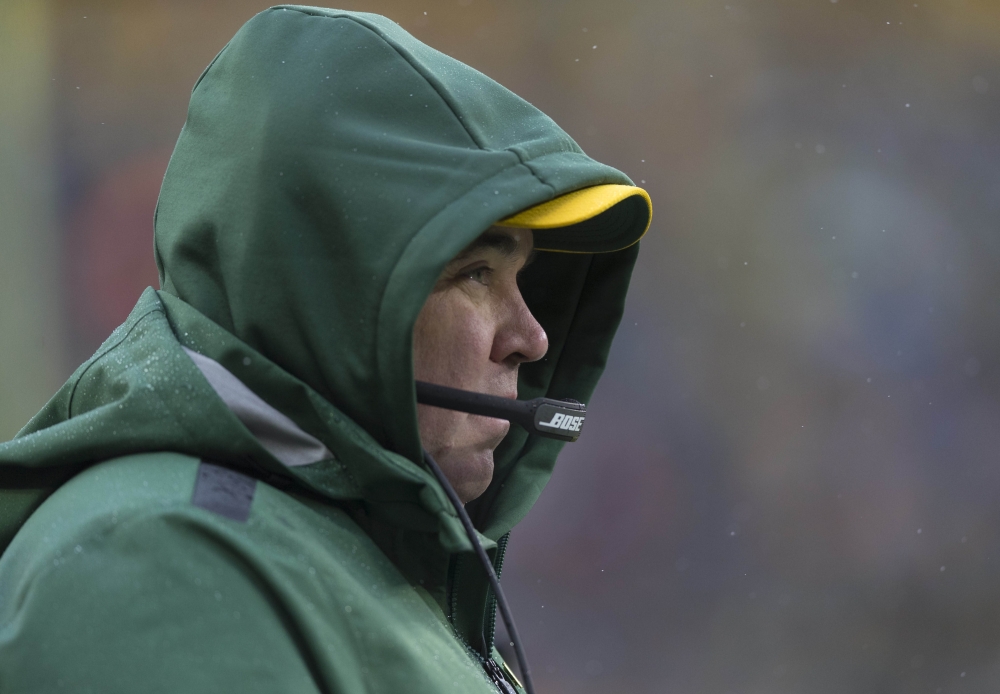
[486,381,518,401]
[477,416,511,449]
[457,385,517,400]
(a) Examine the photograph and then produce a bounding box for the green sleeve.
[0,512,324,694]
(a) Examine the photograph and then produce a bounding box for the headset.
[416,382,587,443]
[416,381,588,694]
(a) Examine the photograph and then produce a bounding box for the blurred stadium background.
[3,1,1000,692]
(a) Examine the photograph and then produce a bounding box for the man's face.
[413,227,548,503]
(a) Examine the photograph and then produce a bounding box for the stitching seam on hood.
[66,307,165,419]
[503,146,557,198]
[278,7,482,150]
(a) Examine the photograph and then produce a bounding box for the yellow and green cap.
[495,184,652,253]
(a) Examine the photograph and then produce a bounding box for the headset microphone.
[415,381,587,442]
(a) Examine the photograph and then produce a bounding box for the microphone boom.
[415,381,587,442]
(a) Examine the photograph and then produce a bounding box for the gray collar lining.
[182,347,332,468]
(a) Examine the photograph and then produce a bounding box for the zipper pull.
[483,657,519,694]
[500,658,524,690]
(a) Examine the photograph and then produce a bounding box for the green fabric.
[0,6,641,692]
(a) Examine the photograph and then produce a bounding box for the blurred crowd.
[3,1,1000,691]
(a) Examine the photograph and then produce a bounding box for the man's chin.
[441,448,495,504]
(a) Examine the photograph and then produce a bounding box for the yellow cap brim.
[495,184,652,253]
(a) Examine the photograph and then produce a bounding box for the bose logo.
[538,413,585,432]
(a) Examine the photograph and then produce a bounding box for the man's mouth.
[469,412,511,446]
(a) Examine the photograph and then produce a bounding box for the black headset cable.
[422,449,536,694]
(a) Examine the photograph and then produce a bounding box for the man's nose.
[492,291,549,366]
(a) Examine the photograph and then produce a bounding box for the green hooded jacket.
[0,7,646,693]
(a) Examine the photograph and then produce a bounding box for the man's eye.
[461,266,492,285]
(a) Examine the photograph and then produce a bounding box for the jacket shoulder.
[1,451,375,584]
[0,452,334,693]
[0,453,496,694]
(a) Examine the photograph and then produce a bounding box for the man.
[0,6,650,693]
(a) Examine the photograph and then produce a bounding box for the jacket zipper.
[456,635,521,694]
[483,532,521,692]
[483,532,509,653]
[483,655,519,694]
[447,532,518,692]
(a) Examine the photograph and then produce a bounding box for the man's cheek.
[416,404,463,447]
[456,312,493,352]
[449,323,496,385]
[464,413,510,451]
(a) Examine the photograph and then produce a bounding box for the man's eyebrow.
[452,230,524,262]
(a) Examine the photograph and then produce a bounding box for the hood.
[0,6,641,550]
